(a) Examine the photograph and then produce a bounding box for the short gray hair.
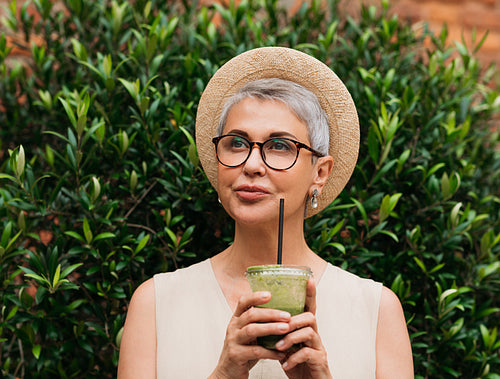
[216,78,329,156]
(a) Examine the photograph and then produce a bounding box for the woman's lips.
[234,185,270,201]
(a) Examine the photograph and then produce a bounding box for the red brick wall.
[389,0,500,68]
[1,0,500,67]
[293,0,500,68]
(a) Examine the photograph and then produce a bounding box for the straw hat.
[195,46,359,217]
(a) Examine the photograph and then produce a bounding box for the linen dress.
[154,259,382,378]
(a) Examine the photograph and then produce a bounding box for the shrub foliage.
[0,0,499,377]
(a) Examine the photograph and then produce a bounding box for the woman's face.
[216,97,329,226]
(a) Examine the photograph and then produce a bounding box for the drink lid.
[245,265,312,277]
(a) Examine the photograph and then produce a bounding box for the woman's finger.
[274,325,322,351]
[304,278,316,314]
[287,311,318,333]
[240,305,291,325]
[236,307,291,345]
[233,291,271,317]
[238,319,290,345]
[231,292,293,346]
[281,346,329,373]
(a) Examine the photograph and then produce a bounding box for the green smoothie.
[245,265,312,350]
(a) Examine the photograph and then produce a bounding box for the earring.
[311,189,319,209]
[218,197,221,204]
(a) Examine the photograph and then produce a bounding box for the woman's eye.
[268,139,292,151]
[230,137,247,149]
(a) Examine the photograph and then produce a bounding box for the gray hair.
[216,78,330,156]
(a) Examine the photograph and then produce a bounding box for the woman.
[117,47,413,378]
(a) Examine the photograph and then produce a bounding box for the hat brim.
[195,47,359,217]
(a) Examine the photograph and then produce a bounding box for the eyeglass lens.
[216,135,298,170]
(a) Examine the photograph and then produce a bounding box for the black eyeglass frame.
[212,134,324,171]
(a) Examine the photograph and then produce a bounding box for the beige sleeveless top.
[154,259,382,378]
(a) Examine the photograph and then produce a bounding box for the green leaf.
[351,198,368,231]
[32,344,41,359]
[1,221,12,247]
[413,257,427,274]
[185,138,198,166]
[0,173,18,183]
[5,305,18,321]
[441,172,450,199]
[60,263,83,279]
[59,98,77,128]
[83,218,93,244]
[67,299,85,311]
[65,231,85,243]
[130,170,138,192]
[52,264,61,287]
[135,234,150,254]
[327,219,345,239]
[329,242,346,254]
[93,232,115,241]
[450,202,462,227]
[76,114,86,138]
[103,54,112,77]
[165,227,178,247]
[118,78,139,102]
[91,176,101,202]
[379,193,402,222]
[426,163,446,180]
[379,230,399,242]
[439,288,458,307]
[71,38,87,60]
[15,145,25,178]
[478,262,500,281]
[24,273,49,284]
[367,126,380,164]
[43,130,70,144]
[429,263,445,274]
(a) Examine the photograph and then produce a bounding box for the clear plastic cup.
[245,264,312,349]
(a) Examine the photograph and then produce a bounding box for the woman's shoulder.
[127,260,210,305]
[323,262,382,289]
[153,258,211,282]
[318,263,383,315]
[128,277,155,307]
[153,259,214,298]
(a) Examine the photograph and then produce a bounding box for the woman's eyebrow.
[225,129,299,140]
[224,129,249,138]
[269,131,298,139]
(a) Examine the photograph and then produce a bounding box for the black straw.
[277,198,284,265]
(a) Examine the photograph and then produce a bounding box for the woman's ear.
[312,156,334,192]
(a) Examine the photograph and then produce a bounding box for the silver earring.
[218,197,221,204]
[311,189,319,209]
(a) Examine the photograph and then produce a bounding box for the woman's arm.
[117,278,156,379]
[376,286,414,378]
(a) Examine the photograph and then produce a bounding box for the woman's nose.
[243,145,266,174]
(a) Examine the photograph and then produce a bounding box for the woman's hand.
[276,278,332,379]
[209,291,292,379]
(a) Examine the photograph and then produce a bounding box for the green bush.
[1,0,499,377]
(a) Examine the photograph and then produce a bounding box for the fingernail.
[277,323,288,332]
[260,291,271,300]
[275,339,285,348]
[279,311,290,319]
[282,361,288,369]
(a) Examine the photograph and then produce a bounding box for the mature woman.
[117,47,413,378]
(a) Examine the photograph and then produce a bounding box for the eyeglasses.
[212,134,323,171]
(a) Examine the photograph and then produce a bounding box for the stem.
[124,180,157,219]
[13,337,24,378]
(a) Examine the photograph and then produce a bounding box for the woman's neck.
[213,216,323,279]
[210,218,328,312]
